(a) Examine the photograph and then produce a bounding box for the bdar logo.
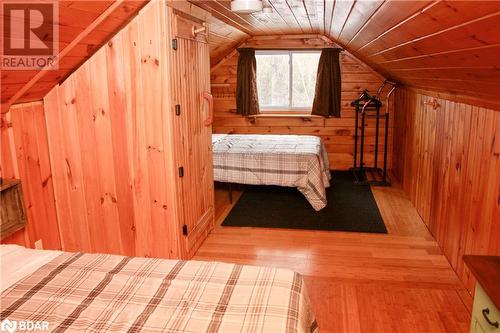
[0,319,17,333]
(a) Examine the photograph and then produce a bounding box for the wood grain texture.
[392,87,500,294]
[4,1,500,106]
[0,179,27,239]
[170,33,215,258]
[39,1,214,259]
[193,0,500,106]
[464,255,500,310]
[196,184,473,333]
[208,15,250,65]
[0,102,61,249]
[43,2,167,256]
[1,1,148,105]
[210,38,393,170]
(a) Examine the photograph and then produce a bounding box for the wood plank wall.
[198,1,500,106]
[170,37,215,258]
[0,103,61,249]
[392,88,500,294]
[1,1,149,106]
[41,1,180,259]
[211,48,393,170]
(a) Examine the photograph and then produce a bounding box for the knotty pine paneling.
[195,0,500,108]
[392,88,500,294]
[1,1,148,105]
[42,1,180,259]
[0,102,61,249]
[211,51,393,170]
[3,1,214,260]
[170,37,215,258]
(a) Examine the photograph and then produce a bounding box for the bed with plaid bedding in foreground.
[0,245,318,333]
[212,134,331,211]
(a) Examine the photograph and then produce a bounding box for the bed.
[0,245,318,333]
[212,134,331,211]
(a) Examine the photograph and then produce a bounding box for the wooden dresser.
[0,179,26,240]
[464,256,500,333]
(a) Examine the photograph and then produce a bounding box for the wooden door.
[170,12,214,258]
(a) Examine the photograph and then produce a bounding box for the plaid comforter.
[212,134,331,211]
[1,252,318,333]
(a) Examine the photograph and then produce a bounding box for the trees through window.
[256,50,320,111]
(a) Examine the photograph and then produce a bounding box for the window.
[256,50,321,112]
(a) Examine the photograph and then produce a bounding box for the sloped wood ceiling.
[193,0,500,103]
[2,1,499,106]
[1,1,148,105]
[208,15,249,64]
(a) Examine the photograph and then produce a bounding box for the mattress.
[0,245,318,333]
[212,134,331,211]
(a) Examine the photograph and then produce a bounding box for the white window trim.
[256,50,320,112]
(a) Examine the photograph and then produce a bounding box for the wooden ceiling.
[194,0,500,103]
[1,1,147,106]
[208,15,249,64]
[2,1,499,106]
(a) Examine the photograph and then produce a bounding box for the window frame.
[255,50,320,113]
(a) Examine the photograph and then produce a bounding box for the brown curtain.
[311,48,342,117]
[236,48,259,116]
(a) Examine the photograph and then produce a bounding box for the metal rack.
[350,80,397,186]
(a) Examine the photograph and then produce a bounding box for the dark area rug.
[221,171,387,233]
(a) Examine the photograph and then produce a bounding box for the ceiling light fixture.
[231,0,263,14]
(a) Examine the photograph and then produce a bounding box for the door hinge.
[182,224,188,236]
[178,166,184,178]
[172,38,178,50]
[175,104,181,116]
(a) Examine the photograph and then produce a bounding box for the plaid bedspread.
[212,134,331,211]
[1,252,318,333]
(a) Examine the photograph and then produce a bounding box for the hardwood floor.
[194,183,473,333]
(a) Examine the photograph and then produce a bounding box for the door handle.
[482,308,499,328]
[203,91,213,126]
